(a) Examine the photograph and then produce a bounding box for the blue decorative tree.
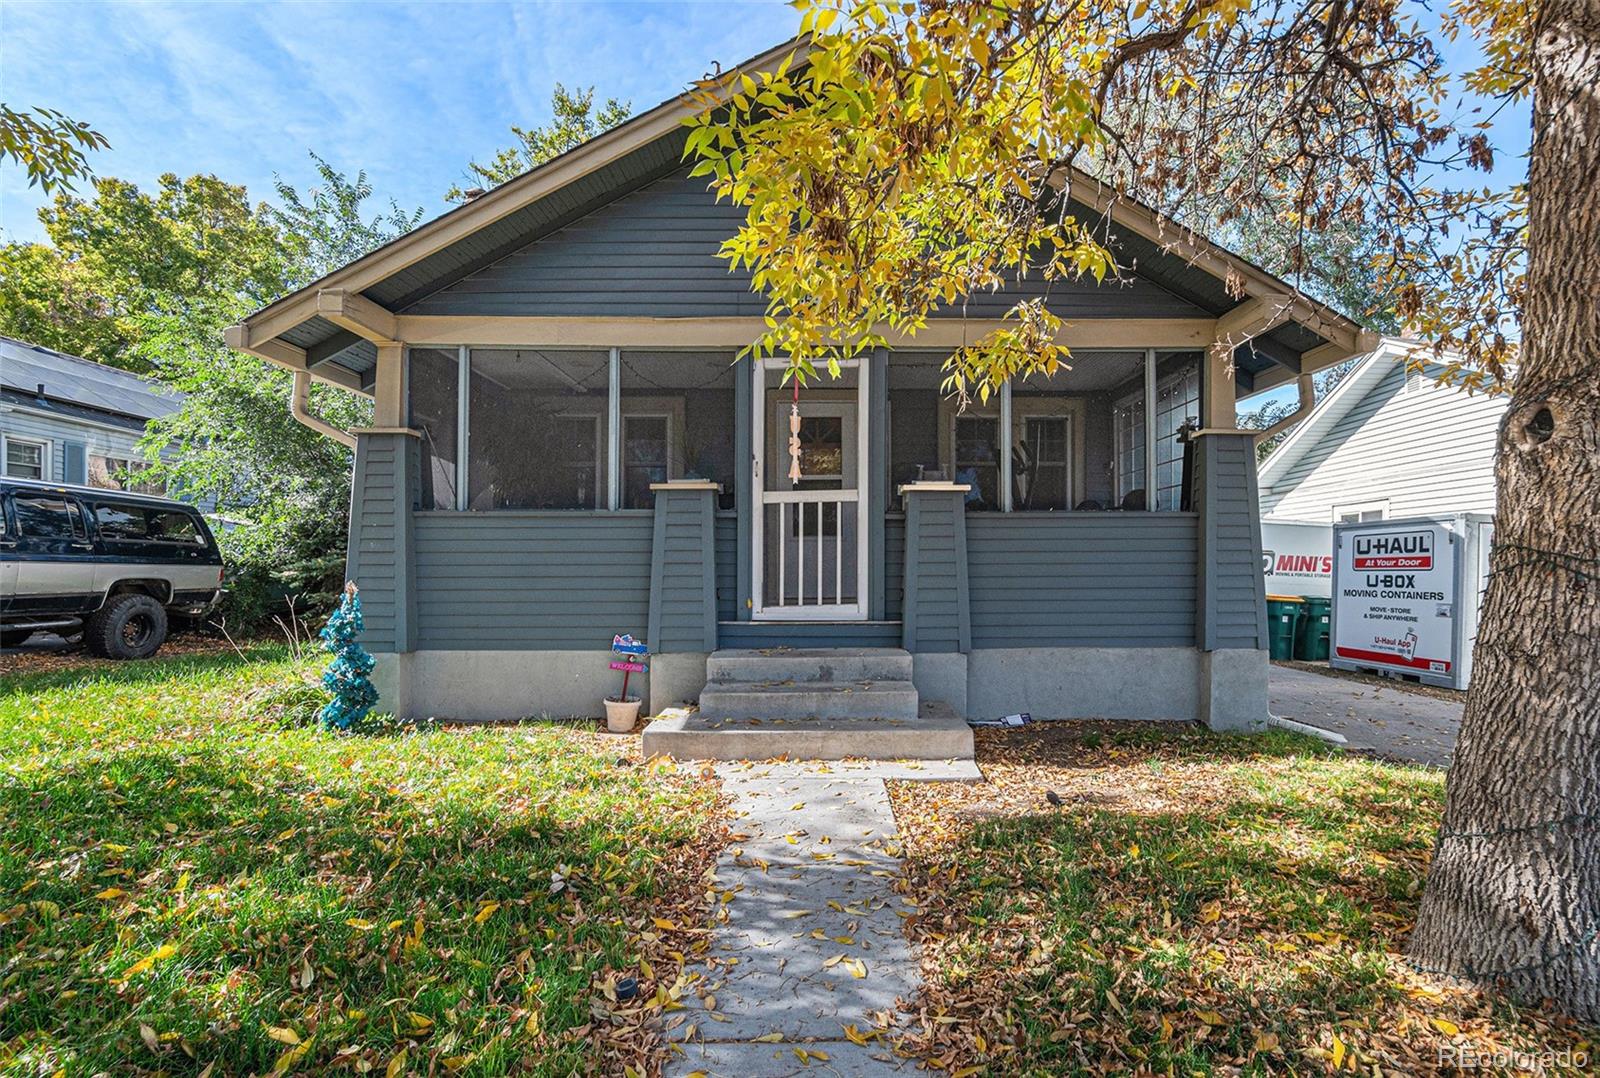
[318,581,378,730]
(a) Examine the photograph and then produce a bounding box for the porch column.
[900,483,971,714]
[646,482,720,714]
[868,348,890,620]
[346,429,419,713]
[1190,433,1269,731]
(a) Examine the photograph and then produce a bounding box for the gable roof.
[0,335,181,424]
[1258,337,1445,490]
[233,38,1374,392]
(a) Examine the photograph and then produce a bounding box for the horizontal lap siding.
[408,170,1209,321]
[1261,364,1506,520]
[651,492,715,653]
[885,515,905,621]
[714,513,738,621]
[1199,435,1268,651]
[348,437,401,650]
[902,494,968,652]
[413,513,652,649]
[966,514,1198,648]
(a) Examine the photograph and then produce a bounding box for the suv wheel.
[87,594,169,660]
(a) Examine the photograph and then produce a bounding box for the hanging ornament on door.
[787,376,803,483]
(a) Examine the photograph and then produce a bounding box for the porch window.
[622,415,670,509]
[412,347,738,513]
[1113,355,1201,511]
[467,349,608,510]
[953,416,1001,510]
[618,350,734,509]
[1020,416,1070,511]
[890,349,1197,513]
[409,347,460,510]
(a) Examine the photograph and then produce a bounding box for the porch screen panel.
[1014,351,1143,511]
[618,351,737,509]
[887,352,945,493]
[1151,353,1201,511]
[408,347,459,510]
[467,349,609,510]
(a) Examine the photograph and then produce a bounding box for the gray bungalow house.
[228,41,1375,755]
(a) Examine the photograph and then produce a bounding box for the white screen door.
[751,358,869,620]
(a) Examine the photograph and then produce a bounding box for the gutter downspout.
[1252,373,1315,446]
[290,369,357,448]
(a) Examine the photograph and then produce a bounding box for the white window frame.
[1,434,50,481]
[1334,500,1389,523]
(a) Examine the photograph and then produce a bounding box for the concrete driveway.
[1269,664,1464,768]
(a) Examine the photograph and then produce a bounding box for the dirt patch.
[0,631,264,678]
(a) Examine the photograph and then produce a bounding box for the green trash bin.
[1295,596,1331,661]
[1266,596,1304,661]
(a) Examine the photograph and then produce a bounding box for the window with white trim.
[2,436,48,480]
[1335,501,1389,523]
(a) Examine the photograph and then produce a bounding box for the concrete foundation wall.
[912,652,968,715]
[648,652,710,715]
[1199,648,1270,732]
[966,647,1203,721]
[373,645,1269,729]
[374,651,634,722]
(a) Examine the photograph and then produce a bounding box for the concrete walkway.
[1269,664,1464,768]
[664,761,970,1077]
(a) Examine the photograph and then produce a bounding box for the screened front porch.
[383,344,1205,652]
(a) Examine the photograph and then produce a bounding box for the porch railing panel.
[412,511,653,650]
[965,513,1199,649]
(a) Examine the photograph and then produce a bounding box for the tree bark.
[1407,0,1600,1019]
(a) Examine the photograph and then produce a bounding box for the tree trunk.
[1407,0,1600,1018]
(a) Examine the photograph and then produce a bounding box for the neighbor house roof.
[0,335,181,430]
[231,37,1374,395]
[1257,337,1438,489]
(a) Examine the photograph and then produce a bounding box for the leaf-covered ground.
[0,647,726,1076]
[887,724,1597,1076]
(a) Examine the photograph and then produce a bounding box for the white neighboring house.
[1254,336,1508,600]
[0,336,180,490]
[1259,336,1508,524]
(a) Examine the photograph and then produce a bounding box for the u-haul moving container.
[1262,519,1334,598]
[1330,514,1494,690]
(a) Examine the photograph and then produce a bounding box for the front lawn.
[0,648,724,1076]
[889,724,1595,1075]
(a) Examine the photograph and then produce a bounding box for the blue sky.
[1,0,801,242]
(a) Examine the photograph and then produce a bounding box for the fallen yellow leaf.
[1431,1017,1460,1037]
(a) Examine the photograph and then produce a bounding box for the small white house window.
[1335,501,1389,523]
[88,454,161,493]
[2,436,48,480]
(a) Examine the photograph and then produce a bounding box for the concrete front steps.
[642,648,975,762]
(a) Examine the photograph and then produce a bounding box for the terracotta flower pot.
[605,696,643,733]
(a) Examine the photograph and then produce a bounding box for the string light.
[1406,927,1600,981]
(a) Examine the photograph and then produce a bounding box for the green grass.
[890,725,1596,1075]
[0,648,722,1076]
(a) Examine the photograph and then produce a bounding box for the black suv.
[1,478,224,659]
